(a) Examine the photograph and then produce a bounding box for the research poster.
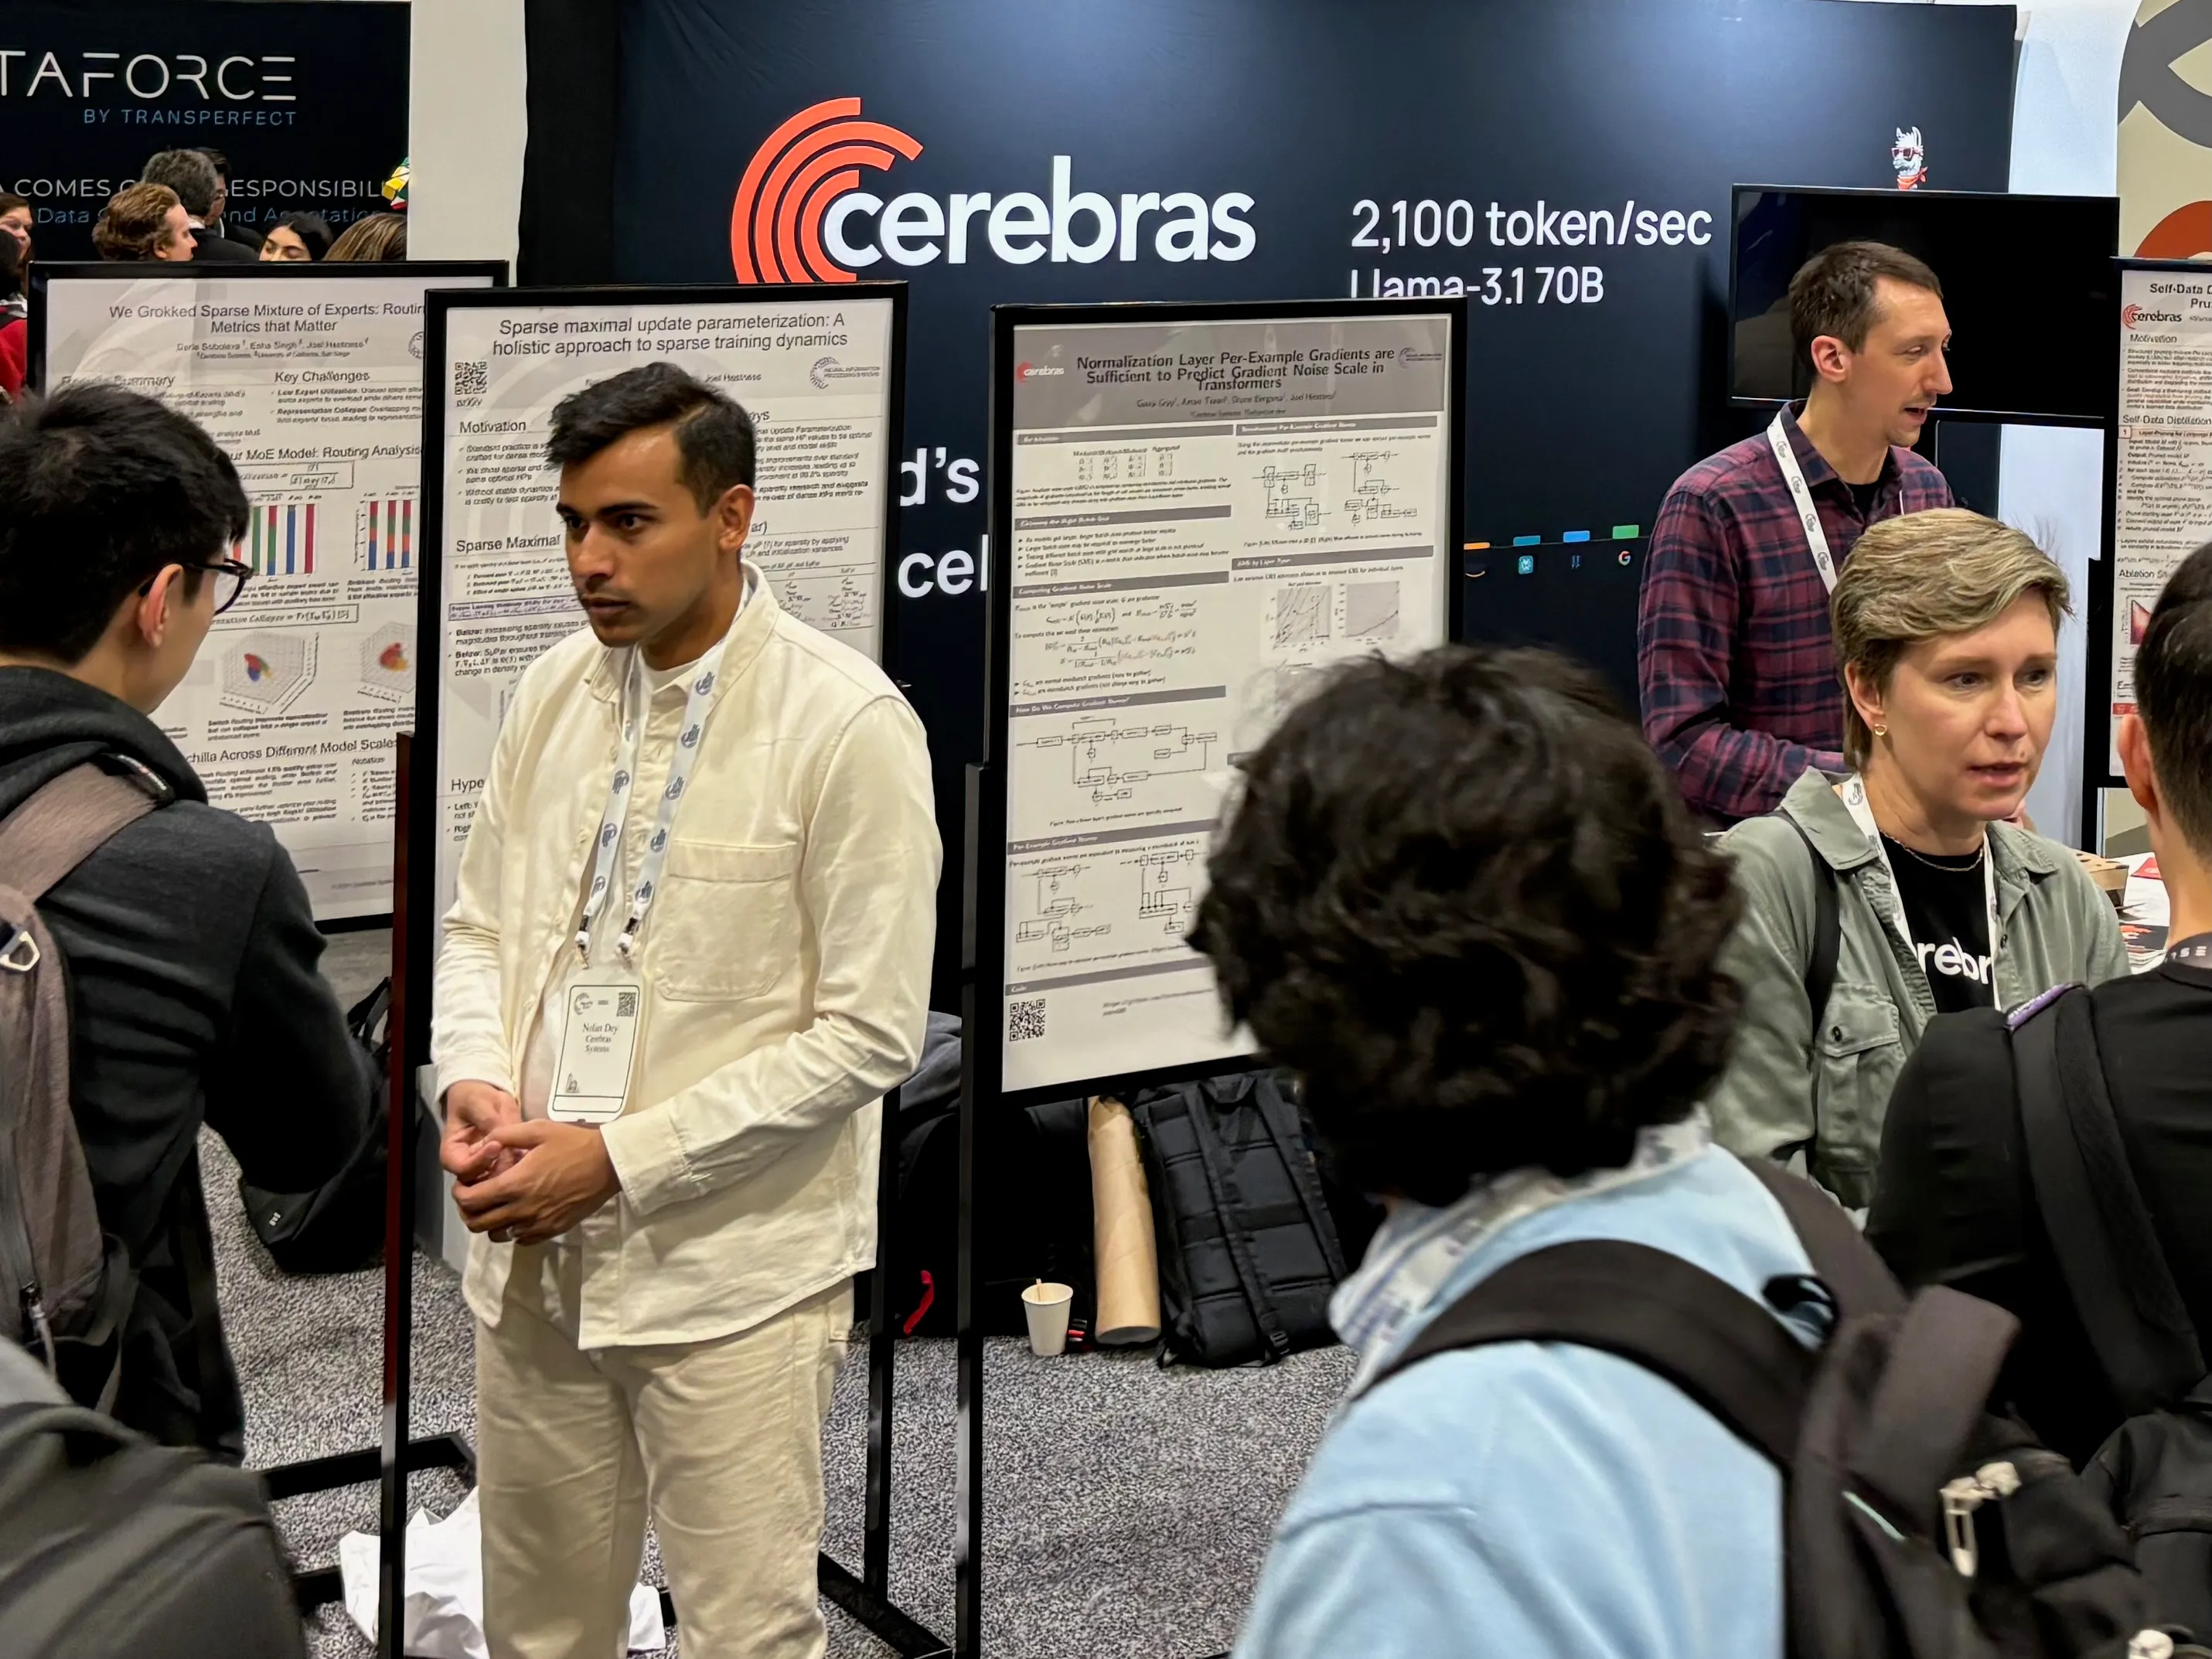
[2113,265,2212,775]
[998,311,1454,1095]
[37,265,497,919]
[429,291,898,921]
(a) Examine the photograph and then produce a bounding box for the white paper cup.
[1020,1282,1075,1357]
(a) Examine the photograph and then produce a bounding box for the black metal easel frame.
[406,282,943,1658]
[956,296,1471,1657]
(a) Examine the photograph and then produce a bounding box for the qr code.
[1008,998,1047,1042]
[453,359,489,397]
[616,990,638,1017]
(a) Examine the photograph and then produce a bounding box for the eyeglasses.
[138,557,252,617]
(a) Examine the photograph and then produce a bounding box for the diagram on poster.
[430,291,898,924]
[2113,265,2212,776]
[360,625,414,703]
[36,265,499,918]
[1000,308,1455,1095]
[220,632,316,716]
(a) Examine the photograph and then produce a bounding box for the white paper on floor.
[339,1490,665,1656]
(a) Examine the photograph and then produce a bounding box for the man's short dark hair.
[1790,240,1944,366]
[0,383,251,663]
[139,149,220,220]
[545,363,756,513]
[1189,647,1743,1205]
[193,147,230,182]
[2139,543,2212,860]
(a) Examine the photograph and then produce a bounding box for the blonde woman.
[1706,509,2125,1208]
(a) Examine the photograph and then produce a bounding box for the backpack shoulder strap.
[1181,1082,1294,1362]
[0,761,165,904]
[1782,814,1841,1035]
[2013,985,2204,1414]
[1365,1238,1815,1467]
[1736,1155,1907,1319]
[1249,1072,1348,1282]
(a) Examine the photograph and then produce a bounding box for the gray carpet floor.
[212,927,1353,1657]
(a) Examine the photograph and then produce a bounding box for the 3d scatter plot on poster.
[220,632,316,716]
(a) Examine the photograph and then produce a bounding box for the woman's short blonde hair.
[91,183,182,261]
[1830,508,2071,770]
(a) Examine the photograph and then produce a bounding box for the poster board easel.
[957,295,1469,1658]
[2091,258,2207,844]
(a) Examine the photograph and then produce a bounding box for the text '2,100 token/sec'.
[1346,196,1716,301]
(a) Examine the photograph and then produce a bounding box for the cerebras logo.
[730,97,1255,283]
[2125,303,2185,327]
[1013,362,1064,380]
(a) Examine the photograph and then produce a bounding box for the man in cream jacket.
[432,363,939,1659]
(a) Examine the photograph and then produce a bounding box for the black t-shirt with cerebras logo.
[1880,833,1993,1013]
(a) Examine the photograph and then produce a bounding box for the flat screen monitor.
[1460,537,1645,717]
[1730,186,2118,423]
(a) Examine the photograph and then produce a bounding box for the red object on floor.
[902,1269,936,1336]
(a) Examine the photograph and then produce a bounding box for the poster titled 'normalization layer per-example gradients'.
[1000,312,1454,1096]
[39,266,496,919]
[429,292,897,924]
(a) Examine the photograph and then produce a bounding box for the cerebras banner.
[608,0,2016,986]
[0,2,407,259]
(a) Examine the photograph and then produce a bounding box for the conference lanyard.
[574,628,734,964]
[1766,411,1840,594]
[1838,775,2000,1005]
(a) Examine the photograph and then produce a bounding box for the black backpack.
[0,1339,303,1658]
[1127,1071,1347,1368]
[0,761,162,1404]
[1369,1154,2176,1659]
[2012,983,2212,1640]
[237,976,390,1275]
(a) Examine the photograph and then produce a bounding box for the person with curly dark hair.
[1204,646,1816,1659]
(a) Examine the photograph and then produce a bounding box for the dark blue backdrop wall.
[534,0,2019,1003]
[0,2,409,260]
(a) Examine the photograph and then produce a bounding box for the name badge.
[549,973,642,1124]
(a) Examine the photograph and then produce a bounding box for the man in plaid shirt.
[1640,242,1954,823]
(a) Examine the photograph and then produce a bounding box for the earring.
[1873,724,1889,739]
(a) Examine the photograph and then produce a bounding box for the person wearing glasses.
[0,383,373,1457]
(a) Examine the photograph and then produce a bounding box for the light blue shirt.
[1233,1145,1818,1659]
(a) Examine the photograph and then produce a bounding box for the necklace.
[1885,834,1985,874]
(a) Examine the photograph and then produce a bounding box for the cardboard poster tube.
[1087,1096,1161,1346]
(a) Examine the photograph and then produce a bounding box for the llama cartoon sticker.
[1891,127,1927,190]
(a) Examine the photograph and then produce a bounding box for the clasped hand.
[440,1082,622,1245]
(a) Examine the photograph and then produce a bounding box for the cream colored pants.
[475,1252,849,1659]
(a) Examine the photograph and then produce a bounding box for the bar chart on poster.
[993,304,1460,1097]
[32,264,501,918]
[421,286,903,925]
